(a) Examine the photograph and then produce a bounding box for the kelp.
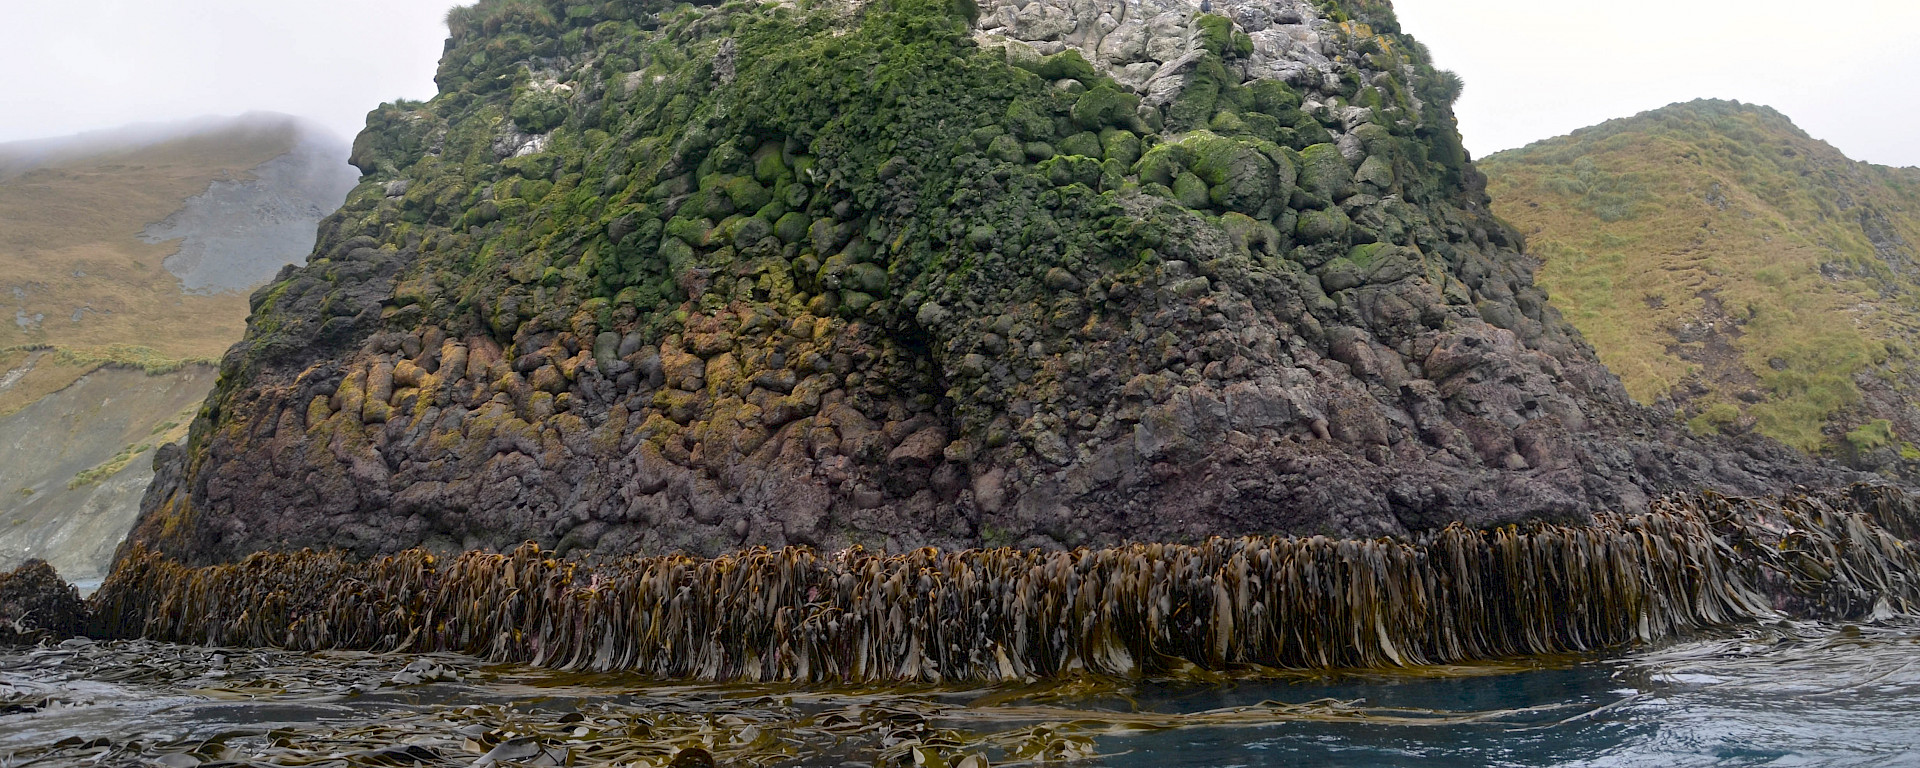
[87,486,1920,684]
[0,638,1626,768]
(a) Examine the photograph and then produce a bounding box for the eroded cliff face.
[126,0,1859,566]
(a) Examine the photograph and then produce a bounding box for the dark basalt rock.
[121,0,1867,567]
[0,560,87,644]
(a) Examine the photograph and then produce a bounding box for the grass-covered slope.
[124,0,1856,566]
[1481,100,1920,469]
[0,115,355,583]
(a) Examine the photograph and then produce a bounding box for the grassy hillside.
[0,115,354,583]
[1481,100,1920,463]
[0,120,308,365]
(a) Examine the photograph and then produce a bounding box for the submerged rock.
[121,0,1866,566]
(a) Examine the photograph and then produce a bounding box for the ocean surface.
[2,619,1916,767]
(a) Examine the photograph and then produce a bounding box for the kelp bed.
[0,639,1609,768]
[86,486,1920,685]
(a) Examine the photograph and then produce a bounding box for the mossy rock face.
[1296,206,1352,244]
[1186,134,1295,216]
[1059,131,1103,159]
[1355,154,1395,191]
[732,216,774,249]
[1134,144,1188,187]
[1022,49,1098,82]
[510,88,569,133]
[1297,143,1355,202]
[1070,86,1142,132]
[1004,99,1057,142]
[1100,129,1141,167]
[1172,172,1211,209]
[987,134,1025,163]
[1042,155,1102,188]
[121,0,1860,569]
[773,212,811,243]
[1196,14,1252,58]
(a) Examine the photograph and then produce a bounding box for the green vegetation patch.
[68,443,152,490]
[1483,99,1920,455]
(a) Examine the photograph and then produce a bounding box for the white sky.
[1393,0,1920,167]
[0,0,462,147]
[1,0,1916,167]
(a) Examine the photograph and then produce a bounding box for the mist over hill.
[0,113,357,584]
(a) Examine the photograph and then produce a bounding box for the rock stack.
[122,0,1860,570]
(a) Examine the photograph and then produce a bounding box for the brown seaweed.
[86,486,1920,685]
[0,639,1618,768]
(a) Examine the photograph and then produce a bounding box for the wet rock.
[0,560,86,643]
[889,427,950,468]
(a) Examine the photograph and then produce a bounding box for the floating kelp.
[0,639,1623,768]
[87,487,1920,685]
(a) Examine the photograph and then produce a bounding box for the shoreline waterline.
[5,618,1919,766]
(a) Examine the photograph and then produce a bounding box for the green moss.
[1042,155,1102,188]
[1071,86,1141,132]
[1249,80,1303,114]
[751,144,792,184]
[1297,143,1354,202]
[1347,242,1390,268]
[844,262,889,294]
[1022,49,1098,82]
[718,176,772,213]
[1173,172,1211,209]
[1100,129,1141,167]
[1846,419,1899,452]
[1059,131,1102,159]
[1296,207,1352,244]
[205,0,1490,482]
[1135,143,1188,187]
[1004,98,1057,142]
[986,134,1024,163]
[510,88,568,133]
[1186,133,1294,215]
[1196,15,1235,57]
[774,211,810,243]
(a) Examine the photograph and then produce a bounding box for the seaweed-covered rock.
[121,0,1864,566]
[0,560,86,644]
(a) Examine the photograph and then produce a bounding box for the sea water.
[2,620,1916,767]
